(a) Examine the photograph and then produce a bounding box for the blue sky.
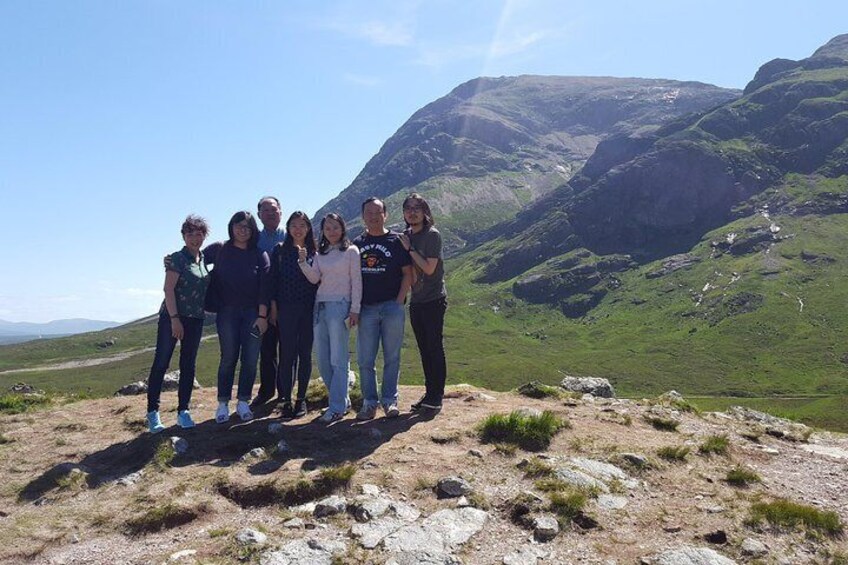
[1,1,846,323]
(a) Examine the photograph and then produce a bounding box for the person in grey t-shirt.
[398,193,447,413]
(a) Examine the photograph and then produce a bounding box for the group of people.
[145,194,447,433]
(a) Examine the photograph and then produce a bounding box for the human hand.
[398,233,410,251]
[348,312,359,328]
[163,255,173,269]
[297,245,307,263]
[254,317,268,336]
[170,317,184,340]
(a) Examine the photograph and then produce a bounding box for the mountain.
[0,319,120,344]
[470,34,848,316]
[314,76,738,251]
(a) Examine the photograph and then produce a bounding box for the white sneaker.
[383,403,400,418]
[216,402,230,424]
[236,400,254,422]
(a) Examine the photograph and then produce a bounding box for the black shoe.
[280,401,295,419]
[410,395,427,413]
[250,394,273,409]
[421,401,442,412]
[294,399,308,418]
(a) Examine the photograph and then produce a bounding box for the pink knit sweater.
[299,245,363,314]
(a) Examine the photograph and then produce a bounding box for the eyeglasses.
[403,205,423,212]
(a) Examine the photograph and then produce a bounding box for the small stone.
[468,449,484,458]
[242,447,266,461]
[740,538,768,557]
[116,470,143,486]
[437,476,472,498]
[70,534,80,544]
[236,528,267,546]
[314,495,347,517]
[620,453,649,468]
[532,514,559,542]
[515,407,543,418]
[275,439,289,453]
[456,496,470,507]
[704,530,728,544]
[169,549,198,562]
[283,518,304,528]
[596,495,628,510]
[361,484,380,496]
[268,422,284,434]
[290,501,317,515]
[503,545,548,565]
[663,525,682,533]
[655,546,736,565]
[169,436,189,455]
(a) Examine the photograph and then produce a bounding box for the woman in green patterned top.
[146,215,211,433]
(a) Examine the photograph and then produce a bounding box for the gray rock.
[116,470,143,486]
[314,495,346,518]
[289,501,317,515]
[361,484,380,496]
[9,383,40,394]
[740,538,768,557]
[437,476,472,498]
[260,538,346,565]
[283,518,304,529]
[236,528,267,546]
[350,495,392,522]
[169,436,189,455]
[349,500,422,549]
[468,449,484,458]
[655,546,737,565]
[596,494,628,510]
[620,453,649,468]
[503,545,548,565]
[568,457,629,482]
[169,549,198,562]
[386,551,461,565]
[532,514,559,542]
[161,370,202,391]
[116,381,147,396]
[455,496,470,507]
[560,376,615,398]
[465,391,496,402]
[554,467,609,493]
[275,439,289,454]
[383,507,488,553]
[242,447,267,461]
[515,407,543,418]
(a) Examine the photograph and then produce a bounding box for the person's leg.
[378,300,406,408]
[325,301,351,414]
[216,306,241,402]
[295,302,315,401]
[314,303,333,391]
[147,310,178,413]
[419,298,447,405]
[237,307,261,402]
[176,316,204,411]
[277,307,299,403]
[409,303,433,403]
[256,322,279,401]
[357,304,381,407]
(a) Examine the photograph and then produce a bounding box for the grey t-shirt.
[408,226,446,304]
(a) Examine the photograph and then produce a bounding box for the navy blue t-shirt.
[353,231,411,305]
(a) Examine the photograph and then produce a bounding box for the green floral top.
[161,247,210,319]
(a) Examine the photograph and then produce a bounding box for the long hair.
[281,211,317,255]
[402,193,434,229]
[226,211,260,249]
[318,213,351,255]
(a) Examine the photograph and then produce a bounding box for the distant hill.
[314,75,738,252]
[0,318,120,344]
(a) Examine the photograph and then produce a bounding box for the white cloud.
[490,29,550,57]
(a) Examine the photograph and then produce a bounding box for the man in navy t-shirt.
[353,197,412,420]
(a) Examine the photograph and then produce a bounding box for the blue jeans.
[357,300,405,407]
[216,305,262,402]
[147,310,204,412]
[314,300,351,414]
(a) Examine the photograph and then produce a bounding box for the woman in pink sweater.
[299,213,362,423]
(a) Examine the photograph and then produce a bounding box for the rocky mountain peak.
[812,33,848,61]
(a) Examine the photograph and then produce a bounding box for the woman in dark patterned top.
[146,215,211,433]
[269,212,319,419]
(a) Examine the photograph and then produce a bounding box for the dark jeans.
[256,321,279,399]
[277,302,314,401]
[216,305,262,402]
[147,310,204,413]
[409,297,447,404]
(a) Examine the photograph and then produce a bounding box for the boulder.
[655,546,737,565]
[313,495,346,518]
[436,477,472,498]
[116,381,147,396]
[531,514,559,542]
[260,538,346,565]
[559,376,615,398]
[236,528,267,546]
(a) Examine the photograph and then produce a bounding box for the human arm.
[298,250,321,284]
[397,265,413,304]
[255,251,271,334]
[348,246,362,326]
[400,234,440,276]
[163,270,183,339]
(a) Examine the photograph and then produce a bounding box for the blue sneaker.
[147,411,165,434]
[177,410,196,429]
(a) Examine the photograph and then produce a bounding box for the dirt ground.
[0,384,846,564]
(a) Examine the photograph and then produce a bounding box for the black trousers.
[277,302,314,401]
[257,322,279,399]
[409,297,447,403]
